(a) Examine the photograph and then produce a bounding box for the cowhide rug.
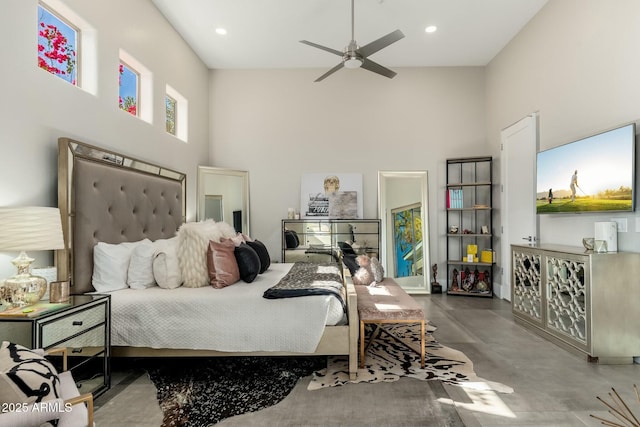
[308,323,513,393]
[143,356,326,427]
[144,324,510,426]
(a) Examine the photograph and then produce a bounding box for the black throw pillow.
[246,240,271,273]
[338,241,357,255]
[284,230,299,248]
[234,243,261,283]
[342,253,359,277]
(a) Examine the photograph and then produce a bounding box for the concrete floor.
[94,293,640,426]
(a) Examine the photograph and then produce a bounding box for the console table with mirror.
[282,219,380,264]
[511,243,640,364]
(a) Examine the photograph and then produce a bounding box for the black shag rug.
[142,356,326,427]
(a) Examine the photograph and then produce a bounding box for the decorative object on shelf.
[590,385,640,427]
[480,249,494,264]
[0,207,65,308]
[476,271,489,292]
[582,237,595,252]
[431,264,442,293]
[31,266,57,300]
[49,280,70,303]
[594,240,608,253]
[451,268,459,291]
[449,225,459,234]
[461,267,473,291]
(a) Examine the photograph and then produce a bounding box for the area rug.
[143,324,510,426]
[143,356,326,427]
[308,323,513,393]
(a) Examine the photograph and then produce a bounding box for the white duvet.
[108,263,346,353]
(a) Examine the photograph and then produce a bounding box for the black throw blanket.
[262,262,346,311]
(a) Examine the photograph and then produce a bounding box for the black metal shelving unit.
[445,156,494,297]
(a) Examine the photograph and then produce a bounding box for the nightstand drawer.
[41,304,106,347]
[58,324,106,352]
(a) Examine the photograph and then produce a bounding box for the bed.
[56,138,359,379]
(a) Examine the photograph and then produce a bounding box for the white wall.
[0,0,210,279]
[486,0,640,261]
[209,67,488,265]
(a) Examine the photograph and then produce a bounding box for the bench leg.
[420,320,425,368]
[361,321,426,369]
[360,320,365,368]
[376,322,426,367]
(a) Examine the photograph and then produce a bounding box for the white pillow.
[93,239,146,292]
[128,239,156,289]
[0,341,61,405]
[177,221,238,287]
[153,237,182,289]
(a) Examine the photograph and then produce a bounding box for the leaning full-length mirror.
[378,171,430,293]
[197,166,250,235]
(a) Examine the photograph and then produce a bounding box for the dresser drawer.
[41,304,106,347]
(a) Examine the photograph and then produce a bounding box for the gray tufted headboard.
[56,138,186,294]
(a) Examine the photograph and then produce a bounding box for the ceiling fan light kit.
[300,0,404,81]
[344,57,362,69]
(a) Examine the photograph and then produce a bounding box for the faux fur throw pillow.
[370,256,385,283]
[352,254,374,286]
[353,255,385,286]
[177,220,238,287]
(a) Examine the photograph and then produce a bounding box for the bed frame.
[56,138,359,379]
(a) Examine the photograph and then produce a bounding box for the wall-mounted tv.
[536,123,636,214]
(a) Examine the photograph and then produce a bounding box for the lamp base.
[0,251,47,308]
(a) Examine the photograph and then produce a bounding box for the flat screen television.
[536,122,636,214]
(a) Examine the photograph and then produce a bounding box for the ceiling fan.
[300,0,405,82]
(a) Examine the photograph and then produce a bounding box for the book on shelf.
[0,302,71,318]
[447,188,463,209]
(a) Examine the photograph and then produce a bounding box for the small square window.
[166,95,177,135]
[119,62,138,116]
[38,4,78,85]
[166,84,188,142]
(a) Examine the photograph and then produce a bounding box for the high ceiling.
[151,0,548,70]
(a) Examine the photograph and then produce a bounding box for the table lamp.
[0,207,65,307]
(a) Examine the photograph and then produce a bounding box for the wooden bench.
[354,278,425,368]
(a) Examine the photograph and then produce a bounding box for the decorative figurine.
[462,267,473,291]
[431,264,442,293]
[451,268,459,291]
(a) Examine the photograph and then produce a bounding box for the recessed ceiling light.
[215,28,227,35]
[425,25,437,33]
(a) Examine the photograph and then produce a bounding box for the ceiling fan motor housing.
[343,41,363,68]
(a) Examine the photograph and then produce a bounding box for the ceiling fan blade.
[315,62,344,82]
[361,58,397,79]
[357,29,405,58]
[300,40,343,57]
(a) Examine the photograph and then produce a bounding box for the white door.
[500,113,538,301]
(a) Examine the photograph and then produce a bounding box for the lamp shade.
[0,207,65,251]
